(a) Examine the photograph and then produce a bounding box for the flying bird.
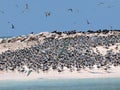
[25,4,29,9]
[27,70,32,76]
[12,24,15,29]
[23,65,32,76]
[45,11,51,17]
[68,8,73,12]
[87,20,90,24]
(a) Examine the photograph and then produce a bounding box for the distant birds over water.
[0,1,119,31]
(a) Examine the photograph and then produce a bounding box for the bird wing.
[27,70,32,76]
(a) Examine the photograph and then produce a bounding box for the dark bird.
[25,4,29,9]
[87,20,90,24]
[12,24,15,29]
[45,11,51,17]
[68,8,73,12]
[30,32,34,34]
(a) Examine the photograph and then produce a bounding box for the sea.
[0,78,120,90]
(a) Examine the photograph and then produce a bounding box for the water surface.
[0,78,120,90]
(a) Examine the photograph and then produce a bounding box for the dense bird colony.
[0,30,120,73]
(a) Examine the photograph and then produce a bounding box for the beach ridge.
[0,30,120,80]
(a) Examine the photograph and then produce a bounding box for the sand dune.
[0,31,120,80]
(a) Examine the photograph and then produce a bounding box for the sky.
[0,0,120,36]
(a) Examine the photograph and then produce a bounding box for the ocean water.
[0,78,120,90]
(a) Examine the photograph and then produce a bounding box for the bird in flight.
[87,20,90,24]
[25,4,29,9]
[68,8,73,12]
[8,22,15,29]
[12,24,15,29]
[45,11,51,17]
[21,4,29,13]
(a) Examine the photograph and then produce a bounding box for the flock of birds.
[0,30,120,76]
[0,1,118,31]
[0,1,120,76]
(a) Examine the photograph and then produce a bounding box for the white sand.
[0,66,120,81]
[0,41,39,54]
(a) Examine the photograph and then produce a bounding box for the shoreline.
[0,66,120,81]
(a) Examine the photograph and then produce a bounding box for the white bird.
[23,65,32,76]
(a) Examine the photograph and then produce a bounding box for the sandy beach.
[0,66,120,81]
[0,31,120,81]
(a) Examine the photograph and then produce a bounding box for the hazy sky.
[0,0,120,36]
